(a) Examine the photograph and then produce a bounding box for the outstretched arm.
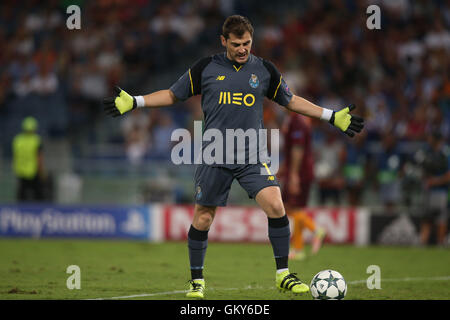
[104,57,212,117]
[103,86,178,117]
[262,59,364,137]
[141,89,178,108]
[286,95,364,137]
[286,95,324,119]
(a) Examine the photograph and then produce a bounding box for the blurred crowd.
[0,0,449,207]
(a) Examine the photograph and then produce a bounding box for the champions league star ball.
[310,270,347,300]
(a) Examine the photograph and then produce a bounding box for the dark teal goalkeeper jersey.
[170,52,293,168]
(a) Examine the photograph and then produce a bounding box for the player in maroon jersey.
[280,113,326,260]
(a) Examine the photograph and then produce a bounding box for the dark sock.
[275,256,289,270]
[268,215,290,270]
[188,225,209,279]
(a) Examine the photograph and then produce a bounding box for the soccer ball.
[310,269,347,300]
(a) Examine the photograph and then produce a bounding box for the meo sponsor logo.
[219,91,255,107]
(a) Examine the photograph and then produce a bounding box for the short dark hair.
[222,15,254,39]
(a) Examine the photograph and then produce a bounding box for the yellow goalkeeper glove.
[103,86,137,117]
[329,104,364,137]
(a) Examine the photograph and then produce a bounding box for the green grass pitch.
[0,238,449,300]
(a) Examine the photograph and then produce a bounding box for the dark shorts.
[422,190,448,223]
[17,176,44,202]
[194,163,280,207]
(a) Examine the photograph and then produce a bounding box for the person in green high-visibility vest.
[12,116,45,202]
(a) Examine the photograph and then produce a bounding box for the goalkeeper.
[103,15,364,299]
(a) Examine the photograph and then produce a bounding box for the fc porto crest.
[249,74,259,88]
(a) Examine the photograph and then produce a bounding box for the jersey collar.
[223,52,250,72]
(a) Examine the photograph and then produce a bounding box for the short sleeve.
[169,56,212,101]
[169,70,192,101]
[263,59,293,107]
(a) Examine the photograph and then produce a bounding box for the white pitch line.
[87,290,187,300]
[87,285,262,300]
[88,276,450,300]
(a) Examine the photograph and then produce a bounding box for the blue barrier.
[0,205,151,239]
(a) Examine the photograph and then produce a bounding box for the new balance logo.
[219,91,255,107]
[267,176,275,181]
[216,75,226,80]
